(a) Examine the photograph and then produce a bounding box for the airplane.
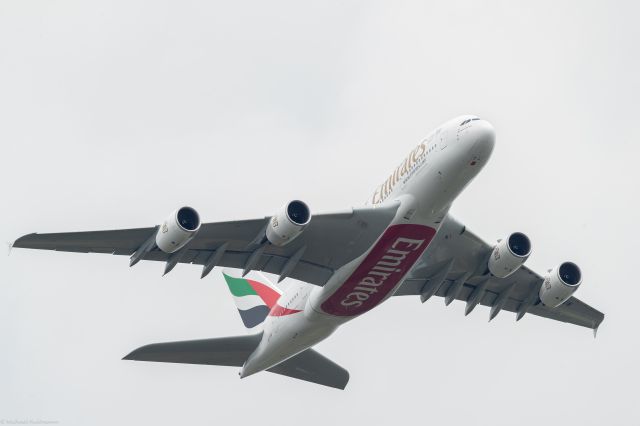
[12,115,604,390]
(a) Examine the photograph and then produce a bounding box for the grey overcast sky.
[2,1,639,425]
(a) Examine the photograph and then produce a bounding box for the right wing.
[395,215,604,332]
[13,203,399,286]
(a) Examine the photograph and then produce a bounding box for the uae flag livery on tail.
[222,271,282,331]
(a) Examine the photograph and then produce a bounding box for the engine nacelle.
[155,206,201,253]
[539,262,582,307]
[487,232,532,278]
[266,200,311,246]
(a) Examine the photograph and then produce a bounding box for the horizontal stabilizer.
[269,347,349,390]
[123,335,261,367]
[123,335,349,389]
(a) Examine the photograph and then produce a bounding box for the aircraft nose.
[469,120,495,159]
[473,120,495,150]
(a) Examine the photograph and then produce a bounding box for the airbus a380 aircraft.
[13,115,604,389]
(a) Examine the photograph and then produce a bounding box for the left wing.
[13,203,399,287]
[395,215,604,333]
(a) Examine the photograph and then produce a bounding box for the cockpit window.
[460,117,481,126]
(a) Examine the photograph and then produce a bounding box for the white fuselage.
[241,116,496,378]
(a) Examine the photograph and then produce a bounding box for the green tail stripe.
[223,273,259,298]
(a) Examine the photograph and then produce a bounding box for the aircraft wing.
[13,202,399,286]
[395,215,605,333]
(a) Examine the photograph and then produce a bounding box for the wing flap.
[397,276,604,329]
[528,297,604,329]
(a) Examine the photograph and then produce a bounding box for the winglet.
[593,314,605,338]
[7,241,13,256]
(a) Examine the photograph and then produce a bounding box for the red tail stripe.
[269,304,302,317]
[246,279,280,309]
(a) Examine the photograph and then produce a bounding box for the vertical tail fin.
[222,269,281,333]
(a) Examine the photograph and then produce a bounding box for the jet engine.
[155,206,201,253]
[487,232,532,278]
[539,262,582,307]
[266,200,311,246]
